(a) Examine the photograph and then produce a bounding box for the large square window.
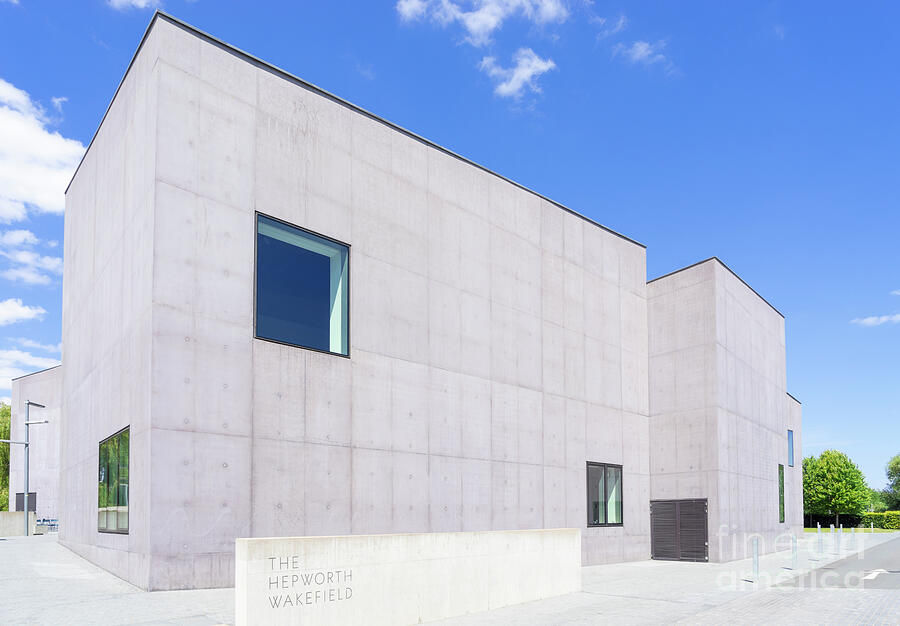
[255,214,349,356]
[587,462,623,527]
[98,427,129,534]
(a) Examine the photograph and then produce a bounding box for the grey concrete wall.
[58,16,159,589]
[648,259,800,562]
[9,366,62,521]
[141,16,649,590]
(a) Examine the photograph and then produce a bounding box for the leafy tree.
[0,402,9,511]
[884,453,900,510]
[802,450,868,525]
[867,487,889,513]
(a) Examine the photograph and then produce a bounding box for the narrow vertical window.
[255,214,349,356]
[99,427,129,533]
[787,430,794,467]
[587,462,623,527]
[778,464,785,523]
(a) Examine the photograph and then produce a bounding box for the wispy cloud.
[0,229,38,246]
[0,78,84,222]
[397,0,429,21]
[891,289,900,296]
[107,0,161,9]
[850,313,900,327]
[613,39,677,75]
[593,14,627,40]
[12,337,60,354]
[773,24,785,40]
[0,248,63,285]
[0,298,45,326]
[51,96,68,113]
[0,348,60,393]
[356,62,376,81]
[397,0,569,47]
[480,48,556,98]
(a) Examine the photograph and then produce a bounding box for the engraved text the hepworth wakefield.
[263,555,353,610]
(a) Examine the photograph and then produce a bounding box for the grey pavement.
[0,535,232,625]
[2,532,899,625]
[784,534,900,590]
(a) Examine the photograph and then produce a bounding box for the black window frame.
[98,426,130,535]
[586,461,624,528]
[253,211,351,358]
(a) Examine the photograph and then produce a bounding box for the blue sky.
[0,1,897,488]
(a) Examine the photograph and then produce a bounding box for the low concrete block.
[0,512,37,537]
[235,528,581,625]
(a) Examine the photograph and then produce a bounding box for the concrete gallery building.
[12,13,803,590]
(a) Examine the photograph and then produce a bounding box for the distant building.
[11,12,802,590]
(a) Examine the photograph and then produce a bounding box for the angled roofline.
[786,392,801,405]
[66,10,645,250]
[647,256,784,318]
[10,363,62,382]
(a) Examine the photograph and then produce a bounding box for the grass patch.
[803,527,897,533]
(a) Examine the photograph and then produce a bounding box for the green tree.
[0,402,9,512]
[884,453,900,510]
[802,450,869,525]
[867,487,889,513]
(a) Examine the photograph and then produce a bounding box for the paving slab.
[1,531,898,625]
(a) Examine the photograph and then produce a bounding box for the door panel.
[650,499,708,562]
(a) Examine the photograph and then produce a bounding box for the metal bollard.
[817,523,823,554]
[791,534,798,570]
[752,537,759,582]
[871,522,874,533]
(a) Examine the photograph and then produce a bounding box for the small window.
[778,464,785,523]
[99,427,129,533]
[787,430,794,467]
[587,462,623,527]
[255,214,349,356]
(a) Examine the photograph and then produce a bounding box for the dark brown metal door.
[650,499,708,562]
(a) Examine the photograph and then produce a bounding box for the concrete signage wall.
[235,528,581,625]
[0,512,37,537]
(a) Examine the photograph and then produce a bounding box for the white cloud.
[891,289,900,296]
[480,47,556,98]
[107,0,161,9]
[0,349,59,393]
[397,0,429,21]
[850,313,900,327]
[51,96,68,113]
[1,266,52,285]
[0,396,9,406]
[0,298,45,326]
[402,0,569,46]
[0,234,62,284]
[594,14,627,40]
[0,349,58,369]
[613,39,676,74]
[12,337,60,354]
[0,229,38,246]
[0,78,85,221]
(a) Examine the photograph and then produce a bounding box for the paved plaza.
[1,532,898,625]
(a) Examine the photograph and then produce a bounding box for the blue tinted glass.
[255,215,348,355]
[788,430,794,467]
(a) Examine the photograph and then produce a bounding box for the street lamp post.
[0,399,47,537]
